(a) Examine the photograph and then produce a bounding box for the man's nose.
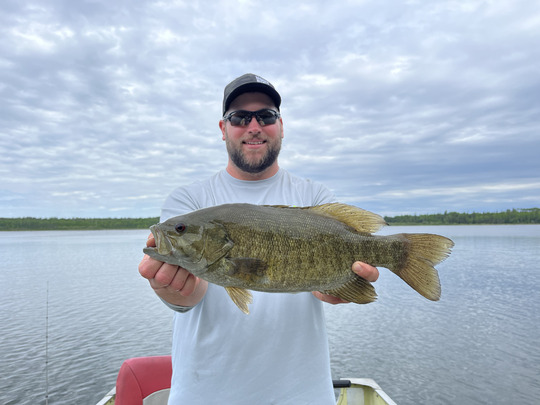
[246,115,262,131]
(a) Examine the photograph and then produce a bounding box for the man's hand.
[138,233,208,307]
[312,262,379,304]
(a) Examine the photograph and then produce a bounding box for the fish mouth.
[150,225,173,256]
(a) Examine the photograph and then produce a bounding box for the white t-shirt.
[161,168,337,405]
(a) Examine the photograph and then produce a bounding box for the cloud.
[1,0,539,217]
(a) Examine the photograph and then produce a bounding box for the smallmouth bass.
[144,203,454,314]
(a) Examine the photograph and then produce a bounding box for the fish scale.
[225,212,357,287]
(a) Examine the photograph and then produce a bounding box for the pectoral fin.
[321,275,377,304]
[225,287,253,314]
[228,258,268,277]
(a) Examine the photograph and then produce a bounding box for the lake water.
[1,225,539,404]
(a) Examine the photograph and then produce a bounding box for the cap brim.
[223,83,281,114]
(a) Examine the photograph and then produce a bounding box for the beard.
[226,137,282,174]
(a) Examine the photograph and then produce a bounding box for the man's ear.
[219,120,226,141]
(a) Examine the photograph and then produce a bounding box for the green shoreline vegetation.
[0,217,160,231]
[1,208,539,231]
[384,208,540,226]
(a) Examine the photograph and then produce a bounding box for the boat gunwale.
[336,378,397,405]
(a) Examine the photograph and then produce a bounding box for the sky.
[1,0,539,218]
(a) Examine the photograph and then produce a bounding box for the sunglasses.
[223,109,281,127]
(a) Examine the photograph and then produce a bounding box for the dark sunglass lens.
[257,111,277,126]
[230,113,249,126]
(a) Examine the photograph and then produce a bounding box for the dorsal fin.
[264,203,387,233]
[308,203,387,233]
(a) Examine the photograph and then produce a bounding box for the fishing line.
[45,280,49,405]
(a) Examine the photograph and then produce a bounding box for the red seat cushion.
[115,356,172,405]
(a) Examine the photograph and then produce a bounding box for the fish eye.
[175,223,187,233]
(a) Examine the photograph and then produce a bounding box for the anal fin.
[321,275,377,304]
[225,287,253,314]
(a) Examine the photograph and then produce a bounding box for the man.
[139,73,379,404]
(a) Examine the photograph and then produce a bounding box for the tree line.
[1,208,538,231]
[0,217,160,231]
[384,208,540,225]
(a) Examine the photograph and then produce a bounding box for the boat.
[334,378,397,405]
[96,356,396,405]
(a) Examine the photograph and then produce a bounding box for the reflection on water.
[1,226,539,404]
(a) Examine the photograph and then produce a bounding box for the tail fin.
[390,233,454,301]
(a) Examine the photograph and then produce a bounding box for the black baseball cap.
[222,73,281,115]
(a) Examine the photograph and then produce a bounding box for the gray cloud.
[1,0,539,218]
